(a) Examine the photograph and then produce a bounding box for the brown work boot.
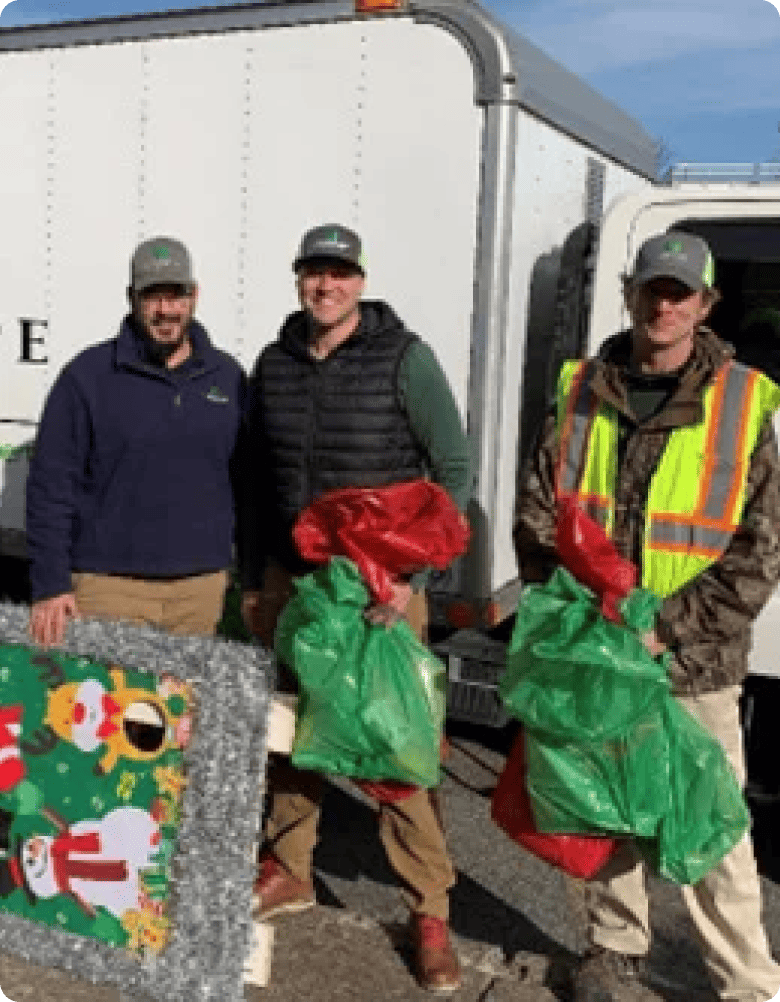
[410,914,462,994]
[252,853,316,920]
[571,945,647,1002]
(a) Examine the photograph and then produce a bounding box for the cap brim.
[132,278,194,292]
[293,254,364,276]
[630,263,703,291]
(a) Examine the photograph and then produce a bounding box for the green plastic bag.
[500,568,749,883]
[274,557,446,787]
[638,698,750,885]
[524,708,671,839]
[499,568,669,741]
[525,702,749,883]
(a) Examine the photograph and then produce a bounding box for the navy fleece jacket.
[26,318,246,600]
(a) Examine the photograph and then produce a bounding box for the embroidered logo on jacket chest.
[204,386,229,404]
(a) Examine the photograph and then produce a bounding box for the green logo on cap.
[702,252,715,289]
[152,245,171,260]
[663,239,684,255]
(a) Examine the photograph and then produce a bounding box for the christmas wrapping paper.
[0,603,270,1002]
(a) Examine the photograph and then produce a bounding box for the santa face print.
[23,836,47,877]
[22,835,56,895]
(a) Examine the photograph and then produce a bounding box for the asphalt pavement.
[2,721,779,1002]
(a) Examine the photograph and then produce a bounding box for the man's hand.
[642,629,667,658]
[28,593,79,646]
[364,581,413,627]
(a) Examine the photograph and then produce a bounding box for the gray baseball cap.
[629,231,715,291]
[130,237,194,292]
[293,224,365,274]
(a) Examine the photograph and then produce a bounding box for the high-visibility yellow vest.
[555,358,780,598]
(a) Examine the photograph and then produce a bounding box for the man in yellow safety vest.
[514,230,780,1002]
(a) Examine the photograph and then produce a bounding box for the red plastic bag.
[293,480,470,604]
[555,497,636,622]
[354,779,418,802]
[491,729,618,879]
[492,497,631,875]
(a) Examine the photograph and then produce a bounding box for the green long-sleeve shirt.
[396,340,471,513]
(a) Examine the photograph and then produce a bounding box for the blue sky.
[1,0,779,167]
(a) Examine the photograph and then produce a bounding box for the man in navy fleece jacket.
[26,236,245,645]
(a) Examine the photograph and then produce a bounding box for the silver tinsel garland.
[0,602,271,1002]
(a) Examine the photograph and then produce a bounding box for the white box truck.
[3,1,780,768]
[0,0,655,708]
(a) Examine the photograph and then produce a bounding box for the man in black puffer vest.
[241,224,470,994]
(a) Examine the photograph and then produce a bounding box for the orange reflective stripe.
[647,518,732,556]
[694,362,729,517]
[652,362,759,549]
[650,512,741,529]
[556,361,598,497]
[722,367,758,524]
[556,361,585,495]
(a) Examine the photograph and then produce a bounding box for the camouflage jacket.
[513,328,780,695]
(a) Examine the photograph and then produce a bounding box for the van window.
[675,220,780,383]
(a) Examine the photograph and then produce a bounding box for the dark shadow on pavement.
[313,779,579,980]
[449,870,575,962]
[314,781,395,887]
[647,929,717,1001]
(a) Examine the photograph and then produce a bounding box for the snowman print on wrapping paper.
[1,805,160,921]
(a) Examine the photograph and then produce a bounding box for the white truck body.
[0,0,655,639]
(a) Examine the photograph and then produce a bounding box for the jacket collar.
[276,301,405,362]
[589,327,734,429]
[115,316,218,378]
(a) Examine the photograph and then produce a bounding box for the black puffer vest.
[253,301,428,565]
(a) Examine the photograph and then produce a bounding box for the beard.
[144,330,187,366]
[132,317,189,367]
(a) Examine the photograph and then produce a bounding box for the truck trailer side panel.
[0,1,657,622]
[483,112,651,609]
[0,11,483,574]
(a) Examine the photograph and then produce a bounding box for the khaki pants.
[73,570,229,636]
[260,563,456,920]
[583,685,780,1002]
